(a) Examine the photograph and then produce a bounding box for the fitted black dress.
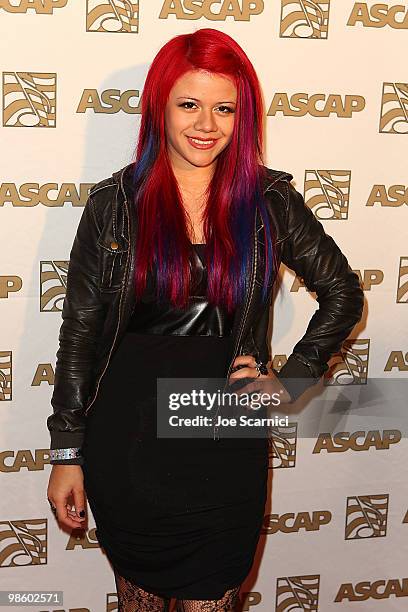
[82,244,269,600]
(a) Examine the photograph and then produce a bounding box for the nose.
[193,108,217,133]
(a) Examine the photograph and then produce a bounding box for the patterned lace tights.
[114,567,241,611]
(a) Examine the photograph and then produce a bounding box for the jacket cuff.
[50,431,84,448]
[49,431,85,465]
[272,353,321,403]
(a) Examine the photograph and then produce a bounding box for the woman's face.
[164,69,237,172]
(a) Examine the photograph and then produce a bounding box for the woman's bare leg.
[113,566,171,612]
[175,585,241,612]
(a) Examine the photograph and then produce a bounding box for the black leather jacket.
[47,162,364,464]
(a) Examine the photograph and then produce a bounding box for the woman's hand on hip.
[228,354,292,404]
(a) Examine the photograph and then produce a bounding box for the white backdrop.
[1,1,407,610]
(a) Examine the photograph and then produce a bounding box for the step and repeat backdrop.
[1,1,407,611]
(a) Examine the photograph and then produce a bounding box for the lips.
[186,136,219,150]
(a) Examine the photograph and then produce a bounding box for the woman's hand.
[47,465,87,530]
[228,355,292,405]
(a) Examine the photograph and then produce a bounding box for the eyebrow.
[176,96,236,104]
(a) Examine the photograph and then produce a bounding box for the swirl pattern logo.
[86,0,139,33]
[268,424,298,468]
[397,257,408,303]
[107,592,119,610]
[280,0,330,38]
[0,519,47,566]
[325,339,370,385]
[275,575,320,611]
[40,261,68,312]
[304,170,351,220]
[345,494,389,540]
[2,72,56,128]
[379,82,408,134]
[0,351,12,401]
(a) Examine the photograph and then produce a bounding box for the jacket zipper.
[84,198,129,416]
[213,208,259,440]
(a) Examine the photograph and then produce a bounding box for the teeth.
[190,138,215,145]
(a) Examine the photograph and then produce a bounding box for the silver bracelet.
[50,447,82,461]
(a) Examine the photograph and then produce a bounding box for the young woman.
[46,29,364,612]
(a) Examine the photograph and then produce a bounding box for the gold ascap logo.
[292,269,378,292]
[304,170,351,219]
[2,72,56,127]
[0,519,47,565]
[32,364,55,386]
[40,261,69,312]
[268,423,298,468]
[159,0,264,21]
[352,269,381,290]
[385,351,408,371]
[396,257,408,302]
[313,430,401,453]
[366,184,408,206]
[240,592,261,609]
[380,82,408,133]
[347,2,408,29]
[263,510,331,535]
[280,0,330,38]
[0,0,67,13]
[77,89,141,113]
[0,450,51,471]
[0,351,12,401]
[86,0,139,33]
[345,494,389,540]
[66,527,100,549]
[335,577,408,602]
[0,183,93,206]
[0,276,22,299]
[267,93,365,118]
[276,575,320,611]
[272,354,288,371]
[325,339,370,385]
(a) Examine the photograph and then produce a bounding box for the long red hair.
[132,28,273,313]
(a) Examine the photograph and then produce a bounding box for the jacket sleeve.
[46,195,106,465]
[272,181,365,402]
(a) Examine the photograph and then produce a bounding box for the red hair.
[132,28,272,313]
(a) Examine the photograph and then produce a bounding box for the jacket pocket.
[97,236,129,292]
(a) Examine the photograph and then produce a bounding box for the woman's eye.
[178,102,235,114]
[217,106,235,114]
[179,102,197,109]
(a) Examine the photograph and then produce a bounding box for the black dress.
[82,244,269,600]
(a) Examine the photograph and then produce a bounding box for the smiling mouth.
[189,137,216,142]
[186,136,219,149]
